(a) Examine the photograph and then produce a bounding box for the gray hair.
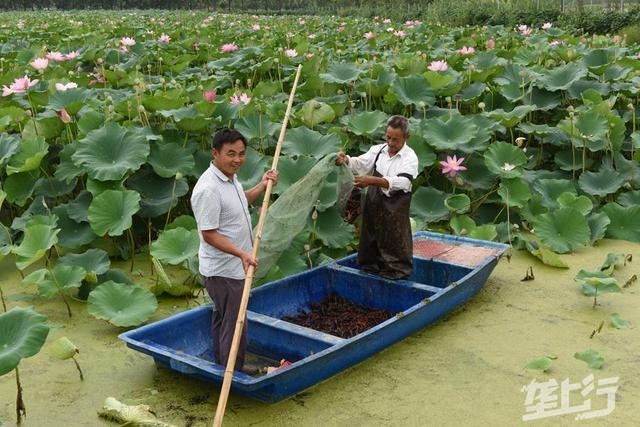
[387,115,409,136]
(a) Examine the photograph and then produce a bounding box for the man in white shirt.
[191,128,277,374]
[336,116,419,279]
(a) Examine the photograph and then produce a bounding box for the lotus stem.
[15,367,26,423]
[127,228,136,272]
[72,356,84,381]
[163,178,178,230]
[0,286,6,312]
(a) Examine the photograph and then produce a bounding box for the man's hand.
[335,152,348,165]
[261,169,278,188]
[240,252,257,273]
[354,175,372,188]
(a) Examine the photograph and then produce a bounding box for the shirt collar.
[383,143,408,158]
[210,163,235,183]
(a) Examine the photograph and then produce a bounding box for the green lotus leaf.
[343,111,388,137]
[24,264,86,298]
[87,281,157,327]
[498,178,531,208]
[574,349,605,369]
[469,224,497,241]
[578,166,625,197]
[557,192,593,216]
[0,188,5,212]
[300,100,336,128]
[532,179,577,210]
[444,194,470,214]
[461,155,497,190]
[157,107,210,132]
[236,146,271,189]
[5,136,48,175]
[391,75,435,107]
[274,155,318,195]
[579,276,621,297]
[0,132,20,169]
[126,167,188,218]
[610,313,630,329]
[149,257,198,297]
[497,81,526,102]
[86,178,124,196]
[487,105,535,128]
[469,52,507,82]
[52,205,97,249]
[319,62,363,84]
[523,238,569,268]
[567,80,610,99]
[282,126,341,157]
[554,150,592,171]
[314,207,355,248]
[449,215,476,236]
[483,142,528,178]
[533,207,590,253]
[582,48,613,73]
[150,227,199,265]
[617,190,640,207]
[48,336,78,360]
[526,87,561,111]
[22,117,63,140]
[54,143,84,183]
[423,70,462,95]
[72,122,150,181]
[75,109,104,138]
[12,223,59,270]
[574,111,609,151]
[575,269,610,282]
[406,133,437,170]
[420,115,477,151]
[588,211,611,244]
[524,356,552,372]
[147,142,195,179]
[49,88,90,115]
[65,191,92,223]
[167,215,197,231]
[58,248,110,282]
[88,189,140,236]
[601,203,640,242]
[600,252,626,275]
[33,176,76,200]
[607,114,625,152]
[411,187,449,227]
[0,307,50,376]
[459,83,487,101]
[538,62,587,91]
[141,93,189,112]
[235,113,280,142]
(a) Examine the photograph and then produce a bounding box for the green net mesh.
[255,156,355,278]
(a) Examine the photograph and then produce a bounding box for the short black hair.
[211,128,247,151]
[387,115,409,136]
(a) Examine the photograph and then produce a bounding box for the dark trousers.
[203,276,247,370]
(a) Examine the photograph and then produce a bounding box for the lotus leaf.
[574,349,605,369]
[300,100,336,128]
[72,122,150,181]
[420,115,477,151]
[87,281,157,327]
[578,166,625,197]
[601,203,640,242]
[148,142,195,179]
[0,132,20,168]
[483,142,528,178]
[235,113,280,142]
[449,215,476,236]
[610,313,630,329]
[588,212,611,244]
[273,155,318,195]
[12,223,59,270]
[49,88,90,115]
[319,62,363,84]
[23,264,85,298]
[150,227,199,265]
[556,192,593,216]
[58,248,110,280]
[314,207,355,249]
[524,356,552,372]
[523,238,569,268]
[533,207,590,253]
[52,205,97,249]
[411,187,449,227]
[283,126,341,157]
[126,167,188,218]
[5,136,48,175]
[487,105,535,128]
[0,307,49,376]
[88,189,141,236]
[498,178,531,208]
[391,75,435,107]
[538,62,587,91]
[444,194,470,214]
[532,179,576,210]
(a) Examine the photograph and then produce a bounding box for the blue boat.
[120,231,508,402]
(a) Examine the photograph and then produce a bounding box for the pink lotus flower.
[284,49,297,58]
[428,60,448,72]
[542,22,552,29]
[203,90,216,103]
[251,24,260,31]
[305,52,315,59]
[64,50,80,60]
[383,18,391,24]
[393,30,406,38]
[337,25,345,32]
[120,37,136,47]
[55,82,78,91]
[550,39,563,46]
[158,34,171,43]
[58,108,72,123]
[307,34,316,39]
[458,46,475,55]
[46,51,65,61]
[364,31,375,40]
[220,42,239,53]
[486,39,496,49]
[517,25,532,36]
[230,92,251,105]
[439,155,467,177]
[30,57,49,70]
[2,76,39,96]
[298,19,305,25]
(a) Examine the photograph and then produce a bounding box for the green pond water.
[1,240,639,426]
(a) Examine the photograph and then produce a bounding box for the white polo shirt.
[191,163,253,279]
[347,143,419,196]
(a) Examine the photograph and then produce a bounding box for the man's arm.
[201,229,256,273]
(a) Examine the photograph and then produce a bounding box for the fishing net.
[255,156,356,278]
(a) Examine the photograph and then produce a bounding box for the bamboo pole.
[213,64,303,427]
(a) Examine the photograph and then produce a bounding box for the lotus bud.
[445,96,452,104]
[136,64,141,70]
[68,70,74,76]
[454,176,464,187]
[311,209,318,221]
[25,109,32,116]
[337,89,344,95]
[108,105,114,113]
[304,244,311,252]
[147,64,152,69]
[628,103,635,111]
[478,102,485,110]
[418,101,426,108]
[137,105,145,112]
[175,172,183,180]
[97,57,103,64]
[515,137,526,147]
[274,58,279,64]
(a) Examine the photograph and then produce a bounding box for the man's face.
[386,126,407,156]
[212,139,246,179]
